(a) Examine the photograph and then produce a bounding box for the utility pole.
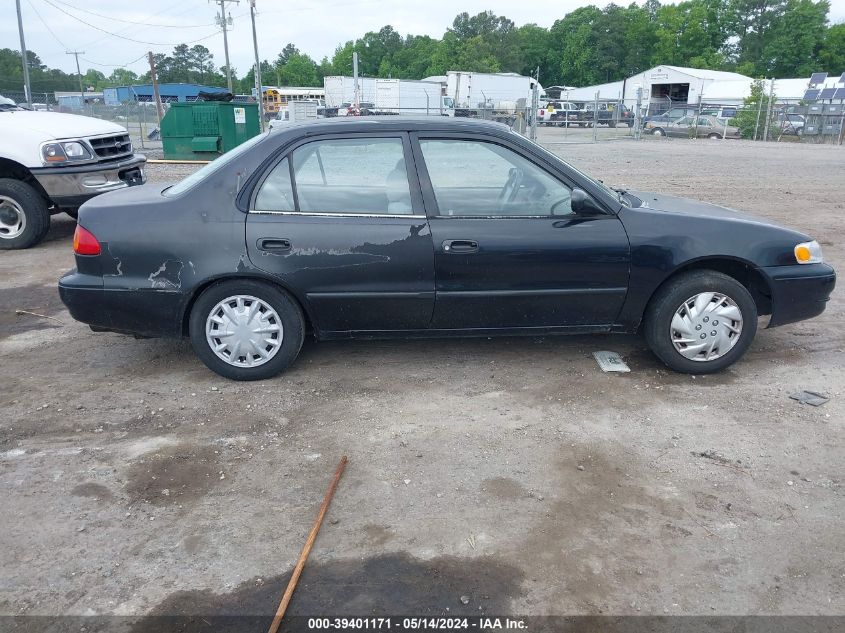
[15,0,32,106]
[213,0,239,93]
[248,0,264,130]
[66,50,86,108]
[148,52,164,128]
[352,52,359,109]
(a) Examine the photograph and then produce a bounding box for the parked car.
[582,102,634,128]
[59,118,835,380]
[268,109,290,130]
[0,99,146,249]
[646,115,740,139]
[537,101,584,127]
[776,113,805,136]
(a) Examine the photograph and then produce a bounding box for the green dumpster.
[160,102,260,160]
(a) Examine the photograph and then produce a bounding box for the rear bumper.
[59,270,183,338]
[763,263,836,327]
[32,154,146,209]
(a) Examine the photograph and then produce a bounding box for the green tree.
[760,0,830,76]
[818,22,845,72]
[733,79,776,138]
[278,53,319,86]
[189,45,214,83]
[106,68,138,86]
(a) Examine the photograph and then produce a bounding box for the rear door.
[246,133,435,334]
[413,133,630,330]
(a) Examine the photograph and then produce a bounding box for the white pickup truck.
[0,97,146,249]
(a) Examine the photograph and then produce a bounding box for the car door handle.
[257,238,291,251]
[442,239,479,254]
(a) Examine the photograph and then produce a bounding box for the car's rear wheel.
[189,279,305,381]
[708,133,720,139]
[0,179,50,250]
[644,271,757,374]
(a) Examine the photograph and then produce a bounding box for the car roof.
[280,116,514,135]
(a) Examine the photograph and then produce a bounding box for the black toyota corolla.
[59,118,835,380]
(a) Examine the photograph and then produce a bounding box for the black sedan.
[59,118,835,380]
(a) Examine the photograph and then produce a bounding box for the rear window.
[163,133,266,197]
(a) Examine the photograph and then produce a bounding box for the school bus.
[262,87,325,117]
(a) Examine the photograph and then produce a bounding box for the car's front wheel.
[189,279,305,380]
[644,271,758,374]
[652,128,665,136]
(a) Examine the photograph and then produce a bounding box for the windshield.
[163,133,267,197]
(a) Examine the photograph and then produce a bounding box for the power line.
[24,0,69,51]
[39,0,223,46]
[46,0,218,28]
[80,52,149,70]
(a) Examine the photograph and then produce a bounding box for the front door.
[414,135,630,330]
[246,134,435,334]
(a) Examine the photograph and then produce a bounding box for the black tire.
[189,279,305,381]
[644,270,758,374]
[0,178,50,250]
[652,128,665,136]
[708,133,720,140]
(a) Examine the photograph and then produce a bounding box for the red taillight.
[73,225,101,256]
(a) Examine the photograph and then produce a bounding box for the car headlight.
[41,140,93,164]
[794,240,823,264]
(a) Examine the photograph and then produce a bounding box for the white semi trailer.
[323,77,454,116]
[445,71,542,116]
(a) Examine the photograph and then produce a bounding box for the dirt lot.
[1,133,843,627]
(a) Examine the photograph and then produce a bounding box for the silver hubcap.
[670,292,743,362]
[0,195,26,240]
[205,295,283,368]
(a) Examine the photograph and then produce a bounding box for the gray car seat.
[385,159,413,214]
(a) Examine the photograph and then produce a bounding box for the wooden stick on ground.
[267,455,348,633]
[15,310,64,324]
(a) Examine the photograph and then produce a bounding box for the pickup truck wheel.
[0,179,50,250]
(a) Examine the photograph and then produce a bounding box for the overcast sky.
[7,0,845,78]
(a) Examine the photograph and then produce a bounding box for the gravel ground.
[1,133,843,626]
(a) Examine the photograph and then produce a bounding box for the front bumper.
[763,263,836,327]
[32,154,146,209]
[59,269,184,338]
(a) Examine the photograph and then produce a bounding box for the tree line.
[2,1,844,99]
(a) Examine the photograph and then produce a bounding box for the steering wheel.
[498,168,524,210]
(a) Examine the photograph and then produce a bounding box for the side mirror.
[570,188,602,214]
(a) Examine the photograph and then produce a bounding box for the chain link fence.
[4,87,842,148]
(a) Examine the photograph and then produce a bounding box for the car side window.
[290,138,413,215]
[254,157,295,211]
[419,139,572,217]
